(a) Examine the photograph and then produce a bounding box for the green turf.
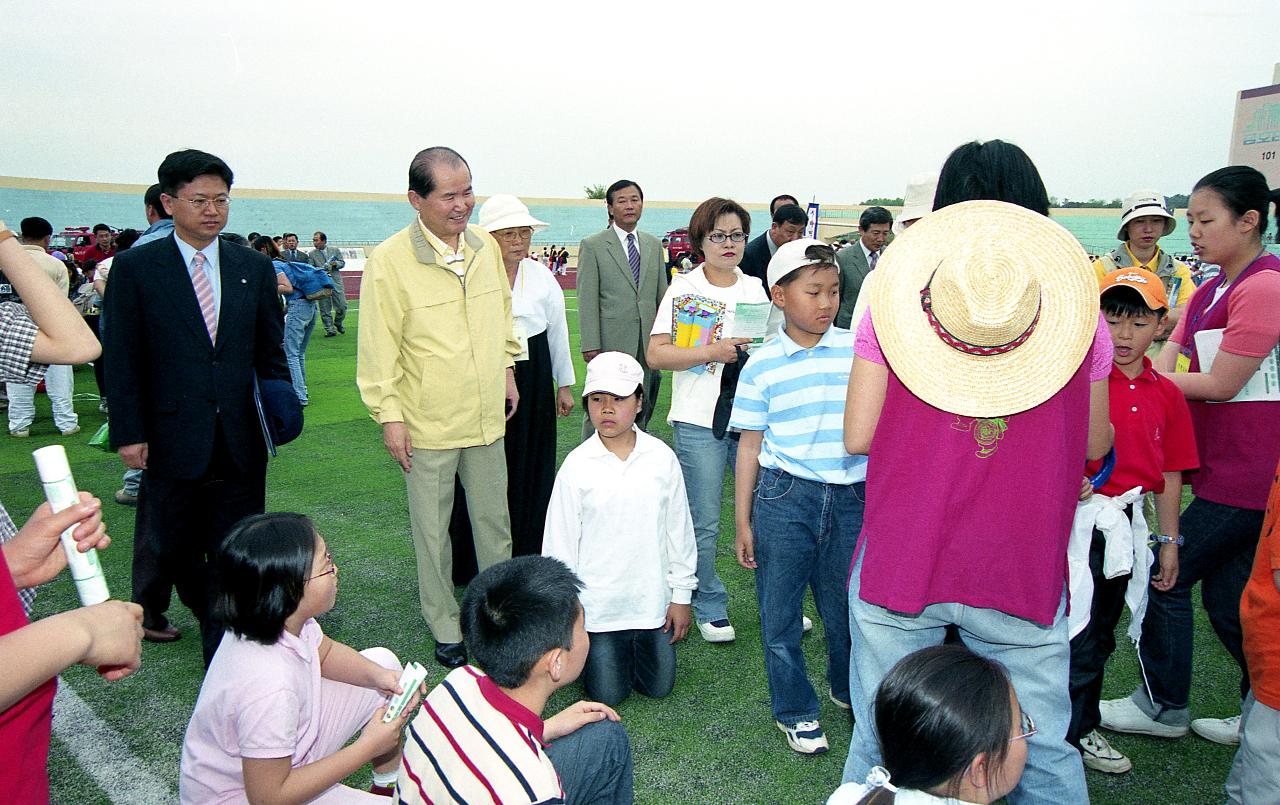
[1,293,1242,803]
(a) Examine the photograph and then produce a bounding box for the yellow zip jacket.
[357,220,520,449]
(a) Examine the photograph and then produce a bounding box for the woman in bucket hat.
[840,140,1114,805]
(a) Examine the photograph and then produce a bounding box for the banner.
[1229,83,1280,188]
[805,202,820,239]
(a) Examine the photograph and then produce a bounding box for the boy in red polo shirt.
[1225,458,1280,801]
[1066,267,1198,774]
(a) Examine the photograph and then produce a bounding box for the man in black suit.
[739,203,808,287]
[103,149,288,664]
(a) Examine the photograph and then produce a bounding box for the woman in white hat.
[839,140,1113,805]
[449,195,575,578]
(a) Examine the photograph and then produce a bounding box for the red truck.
[49,226,117,264]
[662,227,695,270]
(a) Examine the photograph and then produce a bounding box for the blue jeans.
[582,627,676,706]
[672,422,738,624]
[1129,497,1263,724]
[122,467,143,495]
[752,467,861,725]
[283,298,317,404]
[545,718,634,805]
[843,548,1087,805]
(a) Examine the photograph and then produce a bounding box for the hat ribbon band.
[919,280,1042,357]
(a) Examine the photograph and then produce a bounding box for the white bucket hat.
[478,194,549,233]
[893,172,938,234]
[1116,190,1175,241]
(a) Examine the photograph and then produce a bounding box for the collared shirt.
[1084,358,1197,497]
[543,427,697,631]
[612,223,641,259]
[766,231,781,257]
[307,245,345,272]
[511,258,575,387]
[399,666,564,805]
[172,233,222,317]
[730,325,867,484]
[19,245,69,294]
[418,218,467,267]
[860,239,878,268]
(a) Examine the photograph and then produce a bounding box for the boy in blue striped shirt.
[729,238,866,755]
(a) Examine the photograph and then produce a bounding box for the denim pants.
[545,718,634,805]
[283,298,318,404]
[7,363,77,432]
[844,548,1087,805]
[672,422,738,624]
[582,627,676,706]
[752,467,861,725]
[1129,497,1264,723]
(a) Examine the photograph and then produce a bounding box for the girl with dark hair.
[180,513,419,802]
[1101,165,1280,746]
[829,646,1030,804]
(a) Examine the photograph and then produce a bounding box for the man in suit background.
[738,203,808,287]
[104,149,288,664]
[834,206,893,329]
[279,232,307,263]
[576,179,668,431]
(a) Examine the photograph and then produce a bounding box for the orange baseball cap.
[1099,267,1168,311]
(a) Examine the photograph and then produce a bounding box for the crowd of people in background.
[0,139,1277,805]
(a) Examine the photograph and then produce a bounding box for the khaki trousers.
[405,439,511,643]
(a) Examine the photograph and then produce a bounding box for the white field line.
[53,679,175,803]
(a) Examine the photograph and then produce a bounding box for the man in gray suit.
[577,179,668,431]
[834,206,893,329]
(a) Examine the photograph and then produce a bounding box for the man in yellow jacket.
[357,147,521,669]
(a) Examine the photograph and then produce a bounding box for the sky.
[3,0,1277,204]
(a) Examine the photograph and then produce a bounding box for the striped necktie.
[626,233,641,285]
[191,252,217,344]
[869,250,879,271]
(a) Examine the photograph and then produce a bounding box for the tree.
[584,184,607,200]
[861,197,904,206]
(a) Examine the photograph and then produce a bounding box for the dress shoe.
[115,489,139,506]
[434,640,467,669]
[336,324,346,334]
[324,331,337,338]
[142,624,182,643]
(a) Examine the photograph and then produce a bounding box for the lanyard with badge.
[1176,247,1266,373]
[511,262,530,361]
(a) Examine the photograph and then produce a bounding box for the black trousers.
[1067,522,1132,745]
[137,423,266,665]
[130,472,176,631]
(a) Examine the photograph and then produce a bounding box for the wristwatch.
[1154,534,1184,546]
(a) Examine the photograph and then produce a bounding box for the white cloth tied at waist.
[1067,486,1153,644]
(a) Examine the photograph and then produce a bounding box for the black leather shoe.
[434,641,467,669]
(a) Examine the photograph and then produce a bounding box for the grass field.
[1,292,1244,803]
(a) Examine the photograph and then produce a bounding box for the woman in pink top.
[839,141,1113,805]
[1101,166,1280,745]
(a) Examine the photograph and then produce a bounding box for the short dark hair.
[313,231,327,242]
[157,149,234,197]
[282,232,297,240]
[1101,285,1167,319]
[213,513,317,645]
[19,217,53,241]
[688,197,751,260]
[461,556,583,688]
[875,645,1016,797]
[1194,166,1272,241]
[220,232,249,248]
[144,184,171,221]
[92,222,111,235]
[605,180,643,206]
[253,235,281,259]
[772,203,808,228]
[247,231,261,242]
[769,194,800,215]
[114,228,141,251]
[933,140,1050,217]
[774,243,838,288]
[859,206,893,230]
[408,146,470,197]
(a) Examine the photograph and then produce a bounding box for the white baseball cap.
[583,351,644,397]
[766,238,837,288]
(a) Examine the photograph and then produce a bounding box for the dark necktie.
[626,233,641,286]
[869,250,879,271]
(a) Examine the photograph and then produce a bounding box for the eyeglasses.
[308,552,337,581]
[706,231,747,244]
[494,228,534,242]
[1010,711,1036,743]
[171,195,231,211]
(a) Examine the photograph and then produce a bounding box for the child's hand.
[373,666,404,699]
[664,603,691,644]
[735,523,757,569]
[1151,543,1179,592]
[359,696,418,759]
[544,700,620,741]
[1078,476,1093,501]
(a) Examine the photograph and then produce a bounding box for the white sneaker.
[697,619,736,643]
[776,720,829,755]
[1099,696,1188,738]
[802,615,814,633]
[60,425,81,436]
[1079,729,1132,774]
[1191,714,1241,746]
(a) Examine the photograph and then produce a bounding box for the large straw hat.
[478,194,549,233]
[868,200,1098,418]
